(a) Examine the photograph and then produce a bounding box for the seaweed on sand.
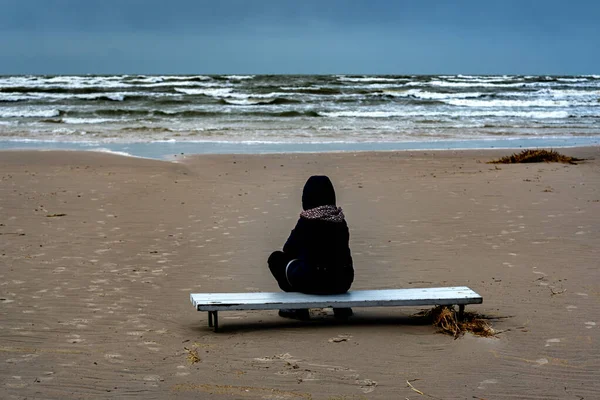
[413,305,495,339]
[487,149,584,165]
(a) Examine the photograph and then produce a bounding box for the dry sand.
[1,147,599,399]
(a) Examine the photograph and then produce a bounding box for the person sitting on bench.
[268,175,354,320]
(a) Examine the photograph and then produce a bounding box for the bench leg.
[458,305,465,321]
[213,311,219,332]
[208,311,213,328]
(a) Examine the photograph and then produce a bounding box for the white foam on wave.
[0,76,131,90]
[221,98,277,105]
[443,98,571,108]
[62,118,116,124]
[174,88,234,97]
[0,75,214,90]
[383,89,484,100]
[498,88,599,99]
[225,75,255,80]
[408,80,529,88]
[174,88,295,101]
[2,91,182,102]
[322,110,570,119]
[0,108,60,118]
[558,77,589,82]
[87,148,140,158]
[338,76,408,83]
[161,75,212,81]
[0,93,26,102]
[456,74,513,80]
[143,81,219,88]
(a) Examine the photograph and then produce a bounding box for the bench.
[190,286,483,331]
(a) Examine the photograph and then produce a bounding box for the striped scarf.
[300,205,345,223]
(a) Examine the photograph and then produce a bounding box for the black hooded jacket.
[282,176,353,277]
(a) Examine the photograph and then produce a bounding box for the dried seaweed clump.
[487,149,583,165]
[184,347,201,364]
[415,306,495,339]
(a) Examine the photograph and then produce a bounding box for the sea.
[1,74,599,159]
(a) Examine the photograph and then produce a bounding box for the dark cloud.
[1,0,598,74]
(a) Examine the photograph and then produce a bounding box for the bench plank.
[190,287,482,311]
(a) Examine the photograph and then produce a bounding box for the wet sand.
[1,147,599,399]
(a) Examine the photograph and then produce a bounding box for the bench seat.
[190,286,483,331]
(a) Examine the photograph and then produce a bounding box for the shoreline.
[1,136,599,160]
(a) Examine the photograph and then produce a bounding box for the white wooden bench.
[190,286,482,331]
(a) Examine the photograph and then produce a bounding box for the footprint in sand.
[176,365,190,377]
[356,378,378,393]
[66,334,85,344]
[535,357,550,367]
[584,322,596,329]
[545,338,561,347]
[104,353,124,364]
[478,378,498,389]
[5,353,40,364]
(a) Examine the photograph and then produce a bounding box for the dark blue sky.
[1,0,598,75]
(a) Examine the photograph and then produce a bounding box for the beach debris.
[405,379,442,399]
[46,213,67,218]
[184,347,201,364]
[406,379,424,395]
[413,306,495,339]
[487,149,584,165]
[328,337,349,343]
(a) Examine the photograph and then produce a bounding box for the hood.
[302,175,336,210]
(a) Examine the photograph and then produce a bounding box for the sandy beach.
[1,147,599,399]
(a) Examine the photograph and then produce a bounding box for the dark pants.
[268,251,353,295]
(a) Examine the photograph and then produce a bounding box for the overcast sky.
[1,0,598,75]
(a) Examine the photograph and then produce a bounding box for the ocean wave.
[0,86,126,94]
[0,77,218,90]
[174,87,302,104]
[281,86,343,95]
[381,89,485,100]
[454,74,515,81]
[443,98,572,108]
[418,79,600,89]
[93,109,152,117]
[219,97,300,105]
[0,91,185,103]
[61,118,117,124]
[0,108,61,118]
[87,108,320,119]
[0,94,25,102]
[174,87,234,96]
[321,110,570,119]
[274,111,320,117]
[338,76,408,83]
[127,75,211,83]
[0,77,132,90]
[224,75,255,80]
[557,77,589,82]
[120,126,174,132]
[407,80,530,88]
